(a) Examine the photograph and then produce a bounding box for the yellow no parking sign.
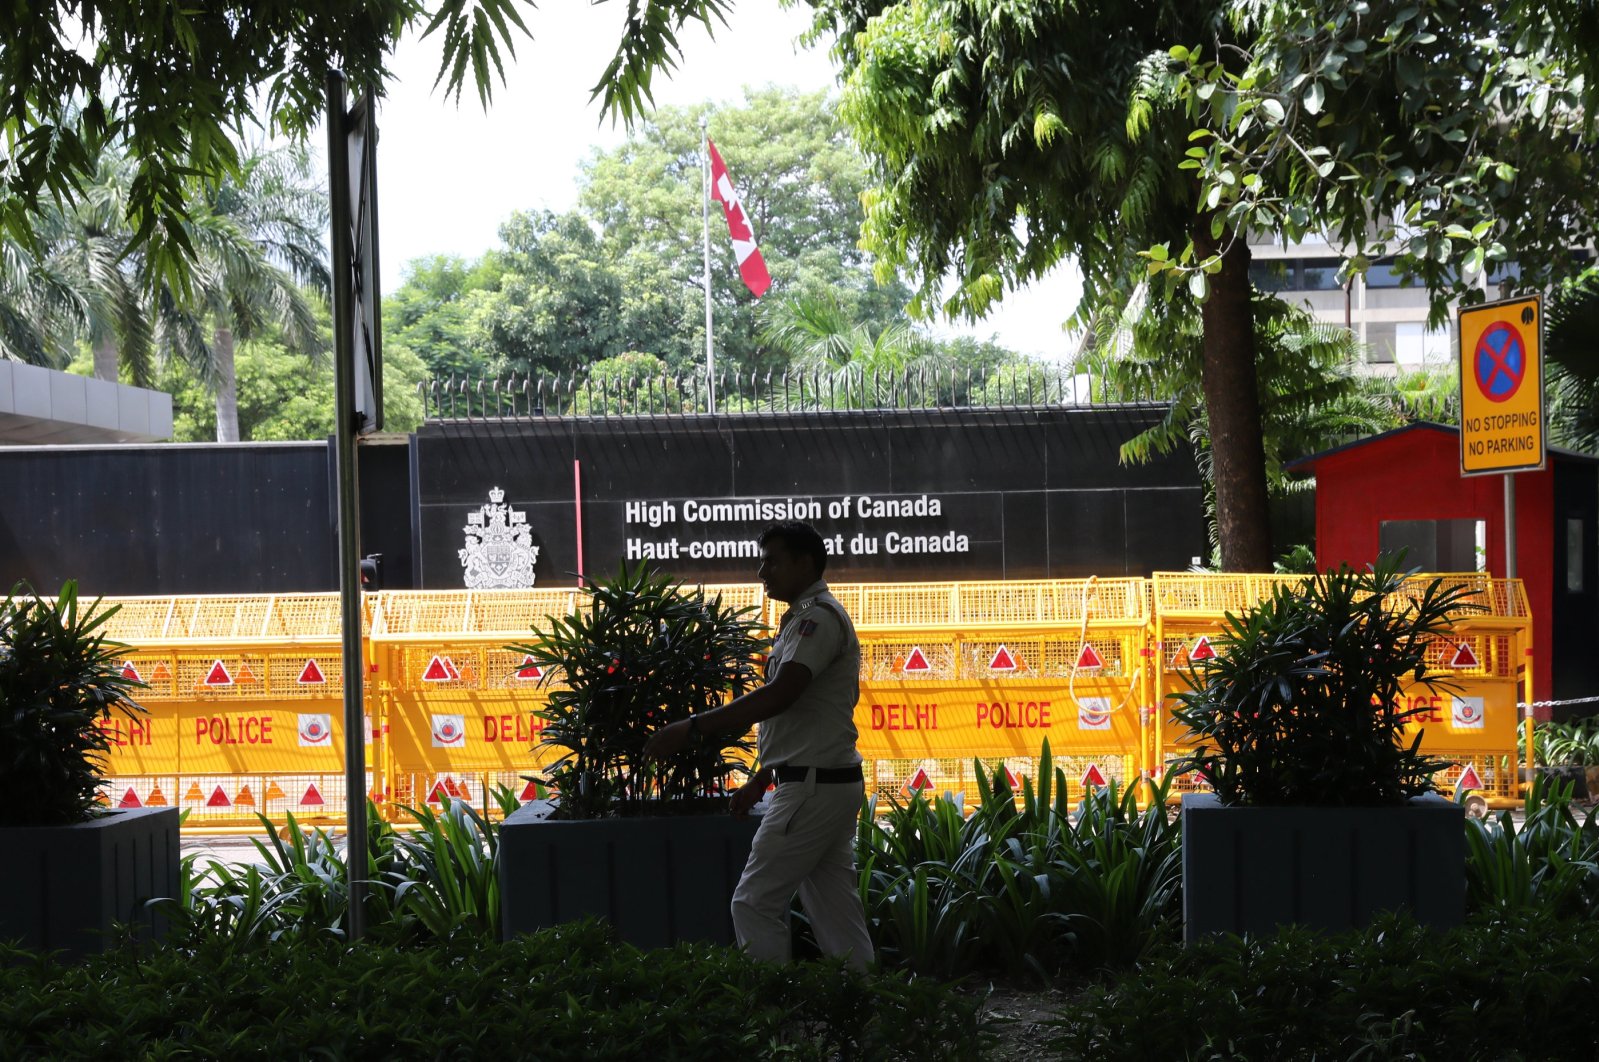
[1458,295,1546,475]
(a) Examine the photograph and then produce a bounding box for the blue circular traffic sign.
[1473,321,1526,403]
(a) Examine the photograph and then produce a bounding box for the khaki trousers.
[731,773,874,971]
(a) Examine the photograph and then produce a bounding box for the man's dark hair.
[758,522,828,575]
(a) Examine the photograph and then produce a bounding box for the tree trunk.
[92,336,119,382]
[1194,227,1272,572]
[214,327,239,443]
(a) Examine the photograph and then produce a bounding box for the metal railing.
[417,365,1162,420]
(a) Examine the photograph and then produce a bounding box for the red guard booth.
[1290,422,1598,717]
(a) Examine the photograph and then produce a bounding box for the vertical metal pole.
[327,70,368,940]
[1504,472,1517,579]
[702,117,715,415]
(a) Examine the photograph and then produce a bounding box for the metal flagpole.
[701,117,715,415]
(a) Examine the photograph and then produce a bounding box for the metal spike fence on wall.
[90,574,1533,828]
[416,365,1160,420]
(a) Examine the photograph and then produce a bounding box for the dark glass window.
[1379,519,1485,572]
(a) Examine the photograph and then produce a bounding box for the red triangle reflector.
[1075,642,1104,670]
[903,647,931,672]
[515,655,544,680]
[205,785,231,807]
[1457,763,1484,791]
[988,645,1018,671]
[1449,641,1480,669]
[117,786,142,808]
[1189,636,1216,661]
[427,781,447,804]
[444,657,462,680]
[905,767,935,792]
[518,779,544,801]
[422,656,452,682]
[297,659,326,684]
[1002,765,1022,790]
[1081,764,1108,789]
[203,660,233,686]
[120,661,142,682]
[300,783,325,806]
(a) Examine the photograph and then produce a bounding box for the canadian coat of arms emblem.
[459,487,539,588]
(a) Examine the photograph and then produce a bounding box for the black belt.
[774,764,864,784]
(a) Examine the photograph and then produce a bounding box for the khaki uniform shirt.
[757,579,862,769]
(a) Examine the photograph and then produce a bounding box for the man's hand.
[730,769,773,819]
[642,718,692,761]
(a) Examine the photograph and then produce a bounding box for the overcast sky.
[365,3,1082,358]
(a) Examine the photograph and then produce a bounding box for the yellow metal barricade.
[83,571,1535,829]
[848,578,1152,805]
[94,593,377,827]
[1151,572,1533,808]
[369,585,762,817]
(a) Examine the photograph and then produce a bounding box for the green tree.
[165,144,331,442]
[576,86,912,375]
[821,0,1599,570]
[472,209,631,376]
[0,1,732,289]
[382,255,503,382]
[0,147,152,383]
[149,326,427,443]
[389,88,918,381]
[1544,271,1599,454]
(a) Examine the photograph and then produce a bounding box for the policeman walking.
[643,522,874,970]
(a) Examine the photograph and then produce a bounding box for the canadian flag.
[708,138,771,298]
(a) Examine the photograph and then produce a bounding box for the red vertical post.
[573,459,585,585]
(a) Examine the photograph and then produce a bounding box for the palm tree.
[757,291,938,407]
[1080,289,1393,485]
[1545,271,1599,455]
[162,144,330,441]
[1078,288,1396,560]
[0,149,151,382]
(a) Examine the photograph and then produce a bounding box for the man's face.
[758,541,815,603]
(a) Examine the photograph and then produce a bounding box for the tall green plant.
[0,581,147,826]
[511,564,769,819]
[1170,556,1482,806]
[855,740,1182,977]
[1464,774,1599,920]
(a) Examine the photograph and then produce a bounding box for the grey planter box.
[499,807,759,948]
[1181,793,1464,942]
[0,806,181,961]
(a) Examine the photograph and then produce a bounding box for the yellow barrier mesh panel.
[863,754,1135,804]
[861,641,958,680]
[259,595,348,638]
[848,583,959,626]
[98,599,180,641]
[1434,754,1519,799]
[1152,573,1258,615]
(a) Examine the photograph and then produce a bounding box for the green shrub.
[1170,556,1480,806]
[1521,716,1599,767]
[1464,773,1599,920]
[1052,911,1599,1060]
[0,580,147,825]
[511,563,770,819]
[854,741,1182,978]
[157,789,518,951]
[0,922,987,1059]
